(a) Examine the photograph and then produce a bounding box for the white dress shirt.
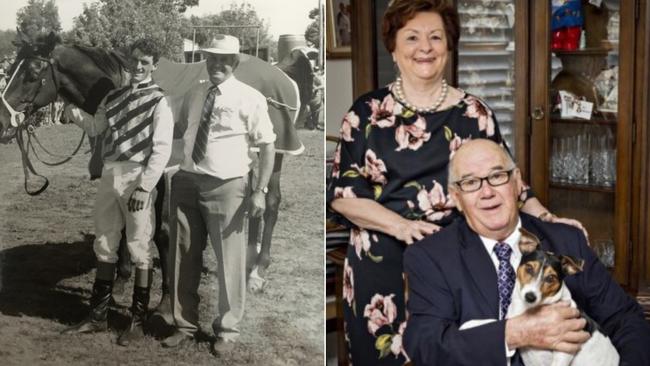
[478,218,523,365]
[179,75,276,179]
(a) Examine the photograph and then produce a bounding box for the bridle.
[2,54,87,196]
[1,55,61,128]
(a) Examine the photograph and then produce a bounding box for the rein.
[15,121,49,196]
[15,117,88,196]
[5,55,87,195]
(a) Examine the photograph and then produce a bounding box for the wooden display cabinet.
[529,0,650,315]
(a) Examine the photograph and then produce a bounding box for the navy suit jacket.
[403,213,650,366]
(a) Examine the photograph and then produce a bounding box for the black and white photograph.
[0,0,323,364]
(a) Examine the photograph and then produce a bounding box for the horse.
[0,31,136,282]
[0,31,303,313]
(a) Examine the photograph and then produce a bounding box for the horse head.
[0,31,128,143]
[0,31,61,142]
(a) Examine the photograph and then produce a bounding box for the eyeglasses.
[453,169,515,193]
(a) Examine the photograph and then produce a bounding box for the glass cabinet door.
[531,0,632,285]
[457,0,518,155]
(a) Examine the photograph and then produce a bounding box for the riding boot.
[61,278,113,334]
[117,269,151,346]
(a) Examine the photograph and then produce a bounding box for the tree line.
[0,0,320,63]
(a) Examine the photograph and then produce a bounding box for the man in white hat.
[162,34,276,355]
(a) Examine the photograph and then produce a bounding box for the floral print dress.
[326,85,509,365]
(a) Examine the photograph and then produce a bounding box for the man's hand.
[506,301,589,354]
[128,187,149,212]
[249,191,266,218]
[392,218,441,245]
[63,104,82,126]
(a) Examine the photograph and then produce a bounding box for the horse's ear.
[46,31,62,45]
[38,32,61,56]
[15,28,31,45]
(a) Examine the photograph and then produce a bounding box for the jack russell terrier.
[460,228,619,366]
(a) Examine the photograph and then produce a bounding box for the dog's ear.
[560,255,585,276]
[518,228,541,254]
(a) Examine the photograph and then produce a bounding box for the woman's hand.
[331,198,441,244]
[392,218,441,245]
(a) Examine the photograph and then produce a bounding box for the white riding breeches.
[93,162,156,269]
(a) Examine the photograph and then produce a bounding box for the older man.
[403,139,650,365]
[161,35,276,355]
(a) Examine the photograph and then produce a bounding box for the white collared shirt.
[478,218,523,365]
[179,75,276,179]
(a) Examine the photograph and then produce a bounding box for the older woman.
[326,0,583,364]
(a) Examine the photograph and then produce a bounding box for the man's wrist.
[504,317,527,350]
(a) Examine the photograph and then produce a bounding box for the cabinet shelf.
[549,182,615,193]
[552,48,611,56]
[550,116,617,125]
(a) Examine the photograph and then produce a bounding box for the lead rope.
[15,123,49,196]
[27,124,87,166]
[15,114,88,195]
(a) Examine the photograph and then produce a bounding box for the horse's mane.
[72,45,128,80]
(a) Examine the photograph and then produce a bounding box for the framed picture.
[327,0,352,58]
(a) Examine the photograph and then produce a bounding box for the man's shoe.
[61,317,107,334]
[150,293,173,326]
[211,337,235,356]
[117,322,144,346]
[161,329,192,348]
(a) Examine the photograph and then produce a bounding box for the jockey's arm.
[63,101,108,137]
[136,97,174,192]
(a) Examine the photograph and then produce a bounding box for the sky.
[0,0,320,40]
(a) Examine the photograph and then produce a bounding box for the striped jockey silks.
[102,81,164,164]
[191,86,219,164]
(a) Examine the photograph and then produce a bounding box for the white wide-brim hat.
[201,34,240,55]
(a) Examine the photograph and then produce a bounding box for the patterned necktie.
[192,86,219,164]
[494,242,515,320]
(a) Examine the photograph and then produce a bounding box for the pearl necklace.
[393,76,448,114]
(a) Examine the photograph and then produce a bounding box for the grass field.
[0,124,324,365]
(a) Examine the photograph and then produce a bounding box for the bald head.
[448,139,515,189]
[447,138,522,240]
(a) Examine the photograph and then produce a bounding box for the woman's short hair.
[382,0,460,53]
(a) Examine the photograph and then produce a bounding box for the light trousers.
[169,170,247,341]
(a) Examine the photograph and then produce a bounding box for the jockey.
[61,38,174,346]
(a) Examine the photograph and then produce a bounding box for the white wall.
[325,59,353,137]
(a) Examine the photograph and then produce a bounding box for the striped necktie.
[494,242,515,320]
[192,86,219,164]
